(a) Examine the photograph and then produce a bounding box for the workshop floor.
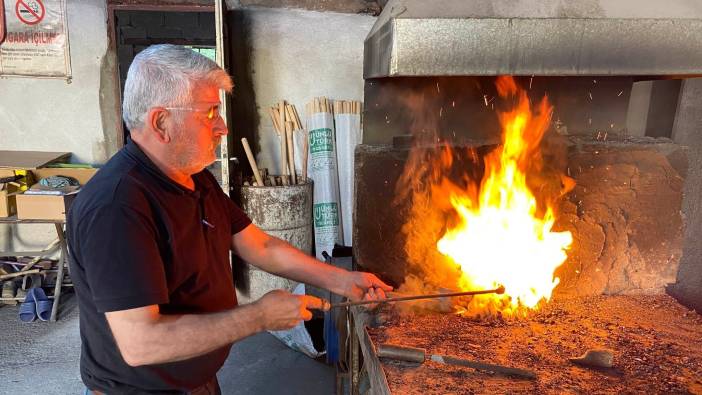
[0,294,335,395]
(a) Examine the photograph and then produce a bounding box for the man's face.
[169,83,227,173]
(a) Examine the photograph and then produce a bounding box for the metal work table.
[0,216,68,322]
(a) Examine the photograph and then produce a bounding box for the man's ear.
[147,107,171,143]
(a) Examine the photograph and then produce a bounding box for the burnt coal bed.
[365,295,702,394]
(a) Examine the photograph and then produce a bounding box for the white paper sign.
[0,0,71,78]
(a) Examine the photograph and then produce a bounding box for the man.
[67,44,391,394]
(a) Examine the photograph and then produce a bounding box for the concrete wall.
[231,7,374,173]
[0,1,114,164]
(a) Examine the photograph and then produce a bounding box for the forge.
[340,0,702,393]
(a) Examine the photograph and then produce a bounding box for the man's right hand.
[255,290,324,331]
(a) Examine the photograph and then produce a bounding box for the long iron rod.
[329,285,505,309]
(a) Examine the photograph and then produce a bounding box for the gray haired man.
[67,44,391,394]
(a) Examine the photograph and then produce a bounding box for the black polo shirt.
[67,140,251,394]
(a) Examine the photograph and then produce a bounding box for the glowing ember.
[437,76,573,316]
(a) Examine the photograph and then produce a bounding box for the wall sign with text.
[0,0,71,79]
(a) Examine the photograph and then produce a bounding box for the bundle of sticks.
[240,100,308,187]
[306,97,362,116]
[306,96,332,115]
[333,100,362,115]
[269,100,306,186]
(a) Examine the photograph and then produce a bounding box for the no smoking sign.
[15,0,45,26]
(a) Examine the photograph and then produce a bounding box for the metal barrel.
[238,179,313,303]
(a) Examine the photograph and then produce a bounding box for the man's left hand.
[342,272,393,303]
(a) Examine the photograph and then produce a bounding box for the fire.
[436,76,573,316]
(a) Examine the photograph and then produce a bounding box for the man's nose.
[213,117,228,136]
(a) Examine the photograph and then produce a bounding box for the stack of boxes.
[0,151,97,221]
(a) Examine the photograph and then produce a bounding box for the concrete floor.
[0,294,335,395]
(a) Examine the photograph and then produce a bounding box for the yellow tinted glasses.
[165,105,220,121]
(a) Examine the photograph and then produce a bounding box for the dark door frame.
[106,1,216,148]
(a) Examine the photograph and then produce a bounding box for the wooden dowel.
[269,107,282,134]
[279,133,288,177]
[292,104,302,131]
[278,101,289,177]
[240,138,264,187]
[285,105,295,128]
[285,121,296,185]
[0,269,41,281]
[279,101,286,128]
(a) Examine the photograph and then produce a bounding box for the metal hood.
[364,0,702,77]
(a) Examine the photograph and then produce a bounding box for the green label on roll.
[309,128,333,153]
[314,202,339,227]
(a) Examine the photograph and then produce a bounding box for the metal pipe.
[377,343,537,380]
[329,285,505,309]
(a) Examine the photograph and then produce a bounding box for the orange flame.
[434,76,572,316]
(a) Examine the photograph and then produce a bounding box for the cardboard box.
[0,151,70,170]
[0,189,17,217]
[0,169,19,217]
[15,168,98,221]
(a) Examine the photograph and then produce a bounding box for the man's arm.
[106,289,323,367]
[231,224,392,300]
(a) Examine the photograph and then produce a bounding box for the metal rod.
[430,354,537,379]
[330,286,505,309]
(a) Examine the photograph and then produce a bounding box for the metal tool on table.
[0,174,23,185]
[322,285,505,309]
[377,343,537,380]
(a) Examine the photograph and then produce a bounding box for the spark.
[484,95,489,106]
[617,91,624,97]
[529,75,534,89]
[436,82,440,94]
[588,92,593,101]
